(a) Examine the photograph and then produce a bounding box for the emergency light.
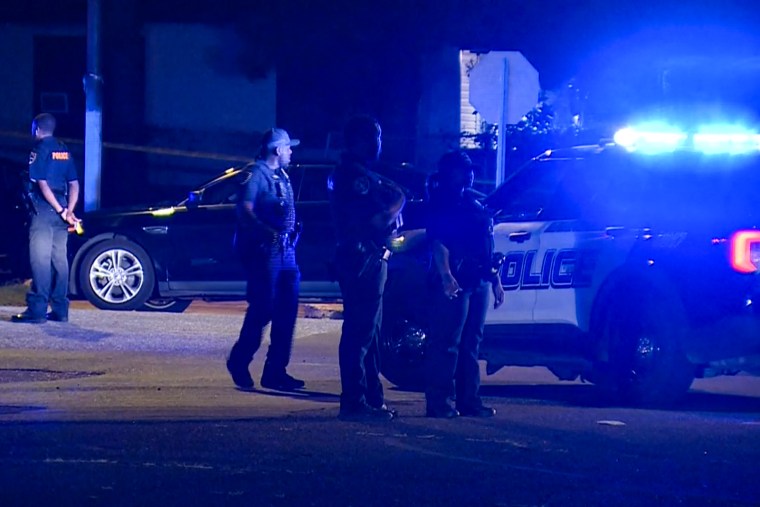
[151,207,176,217]
[614,123,760,155]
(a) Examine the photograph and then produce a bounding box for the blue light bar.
[614,123,760,155]
[613,124,688,154]
[693,125,760,154]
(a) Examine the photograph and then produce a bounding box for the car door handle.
[143,226,168,235]
[508,231,531,243]
[605,227,625,238]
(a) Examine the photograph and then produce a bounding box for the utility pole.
[84,0,103,211]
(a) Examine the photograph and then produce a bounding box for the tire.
[379,252,431,390]
[79,238,156,311]
[598,282,695,407]
[140,298,191,313]
[379,318,427,391]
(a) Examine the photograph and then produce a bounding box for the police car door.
[486,162,564,324]
[530,155,627,334]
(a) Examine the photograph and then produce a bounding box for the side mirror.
[186,190,202,209]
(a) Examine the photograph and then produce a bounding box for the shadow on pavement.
[235,387,340,404]
[478,383,760,413]
[0,405,47,415]
[43,323,112,342]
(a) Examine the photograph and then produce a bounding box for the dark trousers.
[425,279,489,410]
[229,245,300,375]
[26,206,70,318]
[337,247,387,410]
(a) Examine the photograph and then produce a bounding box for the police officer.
[12,113,79,324]
[226,128,305,391]
[329,116,406,420]
[424,151,505,418]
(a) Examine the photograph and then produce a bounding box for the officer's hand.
[441,272,461,299]
[492,281,505,309]
[65,211,78,225]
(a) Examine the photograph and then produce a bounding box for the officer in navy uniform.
[226,128,305,391]
[329,116,406,420]
[12,113,79,324]
[424,150,505,418]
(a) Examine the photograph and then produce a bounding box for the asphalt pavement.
[1,303,759,506]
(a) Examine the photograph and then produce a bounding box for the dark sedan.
[68,163,426,312]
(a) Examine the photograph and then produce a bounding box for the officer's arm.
[237,171,276,238]
[431,240,452,277]
[238,200,277,238]
[66,180,80,223]
[432,239,460,297]
[370,179,406,231]
[36,179,66,216]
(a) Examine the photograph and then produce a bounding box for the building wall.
[415,45,462,173]
[144,23,275,137]
[0,25,85,134]
[0,24,85,164]
[0,26,34,135]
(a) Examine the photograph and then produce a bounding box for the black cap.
[438,150,474,177]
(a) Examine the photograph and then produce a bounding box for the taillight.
[730,230,760,273]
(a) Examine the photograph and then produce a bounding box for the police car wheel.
[602,286,694,407]
[140,298,192,313]
[379,319,427,391]
[79,239,156,311]
[378,256,431,390]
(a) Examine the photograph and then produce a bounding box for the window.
[291,165,332,202]
[200,171,248,205]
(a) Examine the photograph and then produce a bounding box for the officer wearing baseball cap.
[226,127,305,391]
[424,150,505,418]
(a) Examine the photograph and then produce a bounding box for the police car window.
[541,160,596,220]
[200,170,247,205]
[579,153,760,225]
[490,159,579,221]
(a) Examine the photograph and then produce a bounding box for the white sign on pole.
[468,51,540,186]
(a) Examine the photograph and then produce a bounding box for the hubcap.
[88,248,145,304]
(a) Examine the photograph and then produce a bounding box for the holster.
[21,192,37,215]
[338,241,392,280]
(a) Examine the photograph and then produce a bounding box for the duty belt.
[275,231,295,249]
[339,241,393,261]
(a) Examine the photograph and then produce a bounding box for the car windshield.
[484,147,760,226]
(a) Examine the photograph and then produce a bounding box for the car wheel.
[379,318,427,391]
[379,255,431,391]
[600,284,694,407]
[79,239,156,311]
[140,298,192,313]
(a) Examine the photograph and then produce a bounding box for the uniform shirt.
[28,136,77,209]
[238,160,296,236]
[428,190,494,287]
[329,153,406,247]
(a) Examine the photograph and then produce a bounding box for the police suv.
[381,124,760,406]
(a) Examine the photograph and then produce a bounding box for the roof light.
[693,125,760,154]
[614,123,760,155]
[613,123,687,154]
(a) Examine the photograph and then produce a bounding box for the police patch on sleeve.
[28,152,36,165]
[353,175,370,195]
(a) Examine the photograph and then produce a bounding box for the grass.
[0,279,29,307]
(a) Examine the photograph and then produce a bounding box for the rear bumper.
[686,313,760,371]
